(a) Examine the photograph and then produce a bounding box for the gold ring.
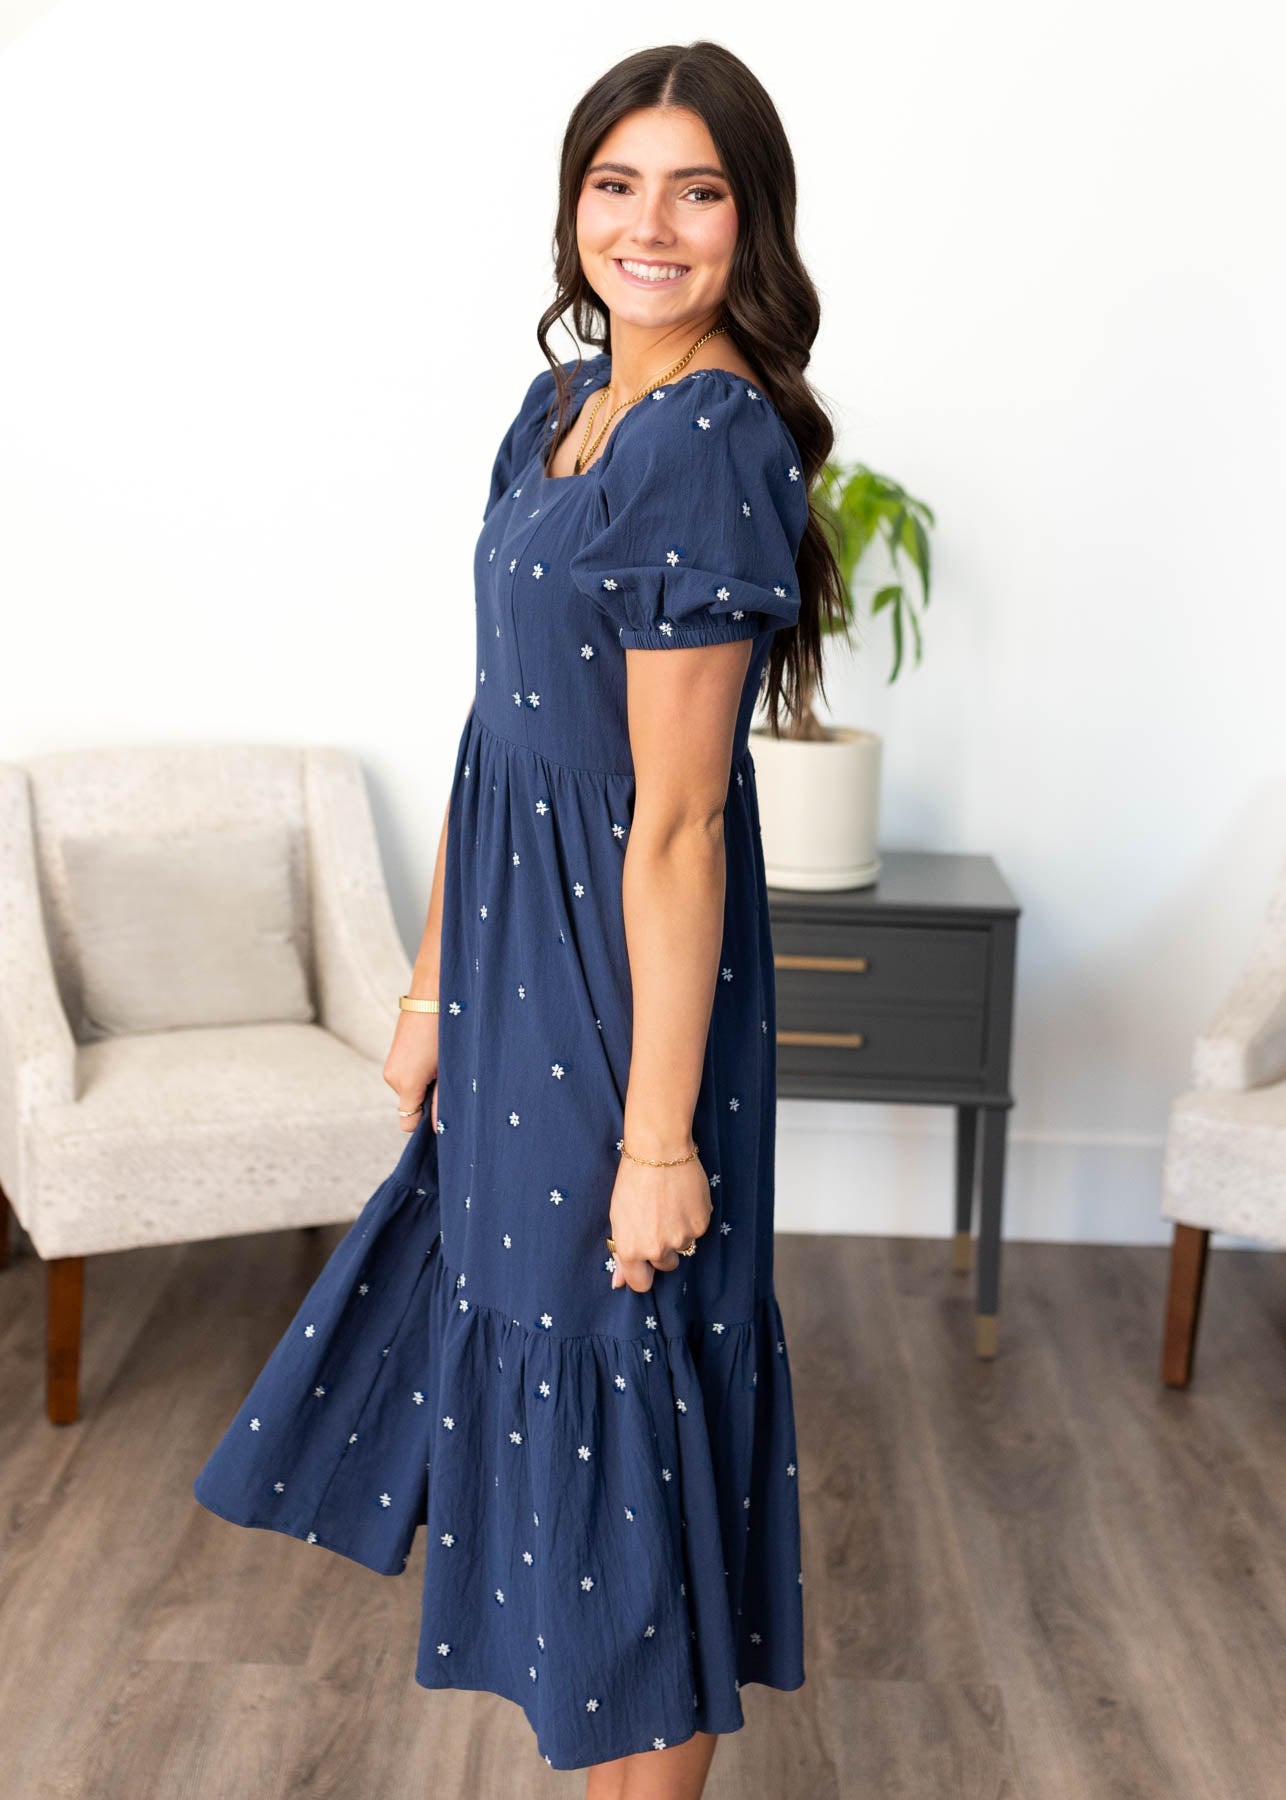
[398,1105,423,1117]
[679,1240,697,1256]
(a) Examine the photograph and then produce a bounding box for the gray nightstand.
[768,850,1021,1357]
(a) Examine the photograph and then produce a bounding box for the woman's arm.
[384,696,473,1129]
[609,637,754,1289]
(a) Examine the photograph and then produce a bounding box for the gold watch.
[399,995,440,1013]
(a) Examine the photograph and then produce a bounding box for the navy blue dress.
[194,352,809,1770]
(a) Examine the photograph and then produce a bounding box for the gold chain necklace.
[573,326,727,473]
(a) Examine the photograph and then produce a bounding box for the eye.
[684,186,723,204]
[592,179,629,195]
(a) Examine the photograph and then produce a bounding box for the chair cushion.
[60,824,314,1040]
[23,1021,403,1258]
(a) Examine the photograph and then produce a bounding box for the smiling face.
[577,106,738,356]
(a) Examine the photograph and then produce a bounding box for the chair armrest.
[1191,960,1286,1090]
[303,748,412,1066]
[0,766,76,1205]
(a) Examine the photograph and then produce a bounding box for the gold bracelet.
[619,1141,699,1167]
[399,995,440,1013]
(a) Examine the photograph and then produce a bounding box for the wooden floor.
[0,1220,1282,1799]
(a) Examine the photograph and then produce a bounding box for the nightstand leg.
[952,1106,978,1272]
[975,1106,1008,1358]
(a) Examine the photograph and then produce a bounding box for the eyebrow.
[585,161,728,182]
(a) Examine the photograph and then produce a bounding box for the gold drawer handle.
[774,953,868,973]
[777,1029,866,1048]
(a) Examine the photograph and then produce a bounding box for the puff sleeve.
[484,367,555,519]
[568,375,808,649]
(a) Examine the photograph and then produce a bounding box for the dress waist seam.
[468,711,753,782]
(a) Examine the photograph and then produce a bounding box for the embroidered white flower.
[526,691,540,707]
[412,1391,424,1405]
[448,1000,463,1015]
[644,1624,655,1637]
[535,798,549,815]
[657,620,673,637]
[787,1461,797,1476]
[509,1430,523,1445]
[721,966,733,981]
[613,1373,627,1390]
[612,822,625,839]
[379,1493,391,1507]
[580,643,595,659]
[529,1666,537,1680]
[624,1505,635,1521]
[746,386,760,399]
[676,1397,688,1413]
[273,1480,285,1492]
[601,576,619,591]
[643,1345,653,1361]
[710,1173,721,1186]
[577,1444,591,1461]
[715,585,731,601]
[573,881,586,898]
[495,1588,505,1604]
[712,1321,726,1334]
[306,1531,317,1543]
[661,1467,672,1481]
[732,609,745,619]
[479,903,488,919]
[540,1312,553,1328]
[303,1323,315,1337]
[750,1630,763,1643]
[442,1415,455,1429]
[666,547,683,565]
[522,1549,533,1564]
[531,563,544,579]
[580,1575,595,1591]
[538,1379,551,1397]
[437,1643,451,1656]
[458,1298,469,1312]
[249,1417,261,1430]
[549,1188,564,1205]
[788,465,800,481]
[653,1737,667,1750]
[696,416,711,430]
[313,1385,326,1398]
[512,851,520,865]
[744,1495,751,1509]
[585,1697,599,1711]
[503,1233,512,1248]
[774,584,788,596]
[721,1220,732,1235]
[729,1095,741,1111]
[509,1112,520,1126]
[551,1062,565,1078]
[742,500,752,517]
[349,1432,359,1444]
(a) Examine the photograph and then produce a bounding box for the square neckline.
[534,357,766,486]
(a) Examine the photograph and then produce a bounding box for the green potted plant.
[751,459,936,889]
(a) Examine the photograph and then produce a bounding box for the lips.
[613,258,691,285]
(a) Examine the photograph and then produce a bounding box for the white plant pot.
[749,724,883,890]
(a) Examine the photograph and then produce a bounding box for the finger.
[651,1249,681,1272]
[612,1255,654,1294]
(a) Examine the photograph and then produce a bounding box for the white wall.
[2,1,1282,1246]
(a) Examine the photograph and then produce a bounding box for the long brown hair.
[535,40,845,736]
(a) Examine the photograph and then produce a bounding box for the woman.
[195,39,842,1799]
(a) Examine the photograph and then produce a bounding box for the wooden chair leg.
[1161,1222,1210,1389]
[47,1256,85,1425]
[0,1181,10,1270]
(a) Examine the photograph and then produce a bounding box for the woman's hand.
[383,1012,440,1134]
[608,1153,713,1293]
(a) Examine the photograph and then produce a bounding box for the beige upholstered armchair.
[1160,847,1286,1386]
[0,745,413,1424]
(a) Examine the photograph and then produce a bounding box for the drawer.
[772,922,989,1008]
[776,1004,985,1083]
